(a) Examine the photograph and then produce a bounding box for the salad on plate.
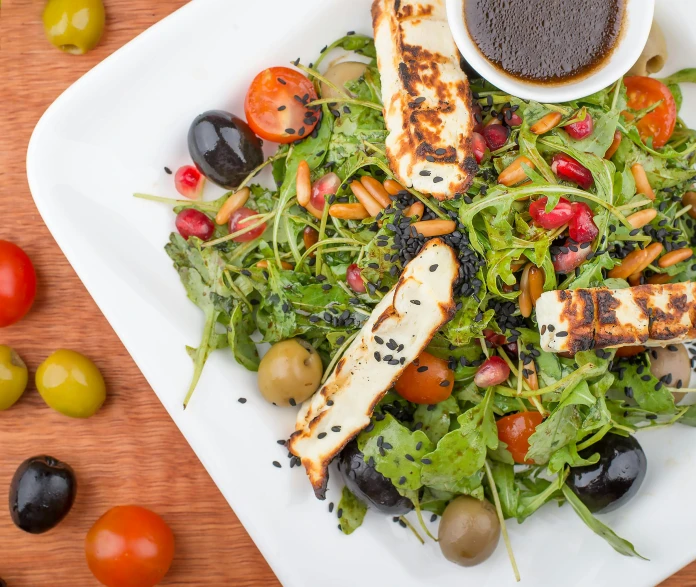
[136,0,696,578]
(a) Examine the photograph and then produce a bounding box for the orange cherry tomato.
[244,66,319,144]
[496,412,544,464]
[624,76,677,148]
[394,351,454,405]
[85,506,174,587]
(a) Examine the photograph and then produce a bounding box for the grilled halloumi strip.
[288,239,459,499]
[538,283,696,352]
[372,0,477,200]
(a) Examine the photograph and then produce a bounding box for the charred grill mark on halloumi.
[538,283,696,352]
[288,239,459,499]
[372,0,477,200]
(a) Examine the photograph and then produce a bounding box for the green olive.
[36,350,106,418]
[649,344,691,404]
[257,339,323,406]
[438,496,500,567]
[321,61,368,100]
[0,346,28,410]
[43,0,105,55]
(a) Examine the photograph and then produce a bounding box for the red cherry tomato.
[624,76,677,148]
[529,197,574,229]
[569,202,598,243]
[244,67,319,144]
[229,207,266,242]
[85,505,174,587]
[496,412,544,464]
[395,351,454,405]
[0,241,37,328]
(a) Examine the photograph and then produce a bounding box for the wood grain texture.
[0,1,694,586]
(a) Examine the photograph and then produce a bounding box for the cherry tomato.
[624,76,677,148]
[529,197,574,229]
[244,67,319,144]
[0,241,37,328]
[395,351,454,405]
[85,505,174,587]
[496,412,544,464]
[229,207,266,242]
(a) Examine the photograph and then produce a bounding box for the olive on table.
[9,456,77,534]
[566,433,647,514]
[649,344,691,403]
[35,349,106,418]
[321,62,368,100]
[188,111,263,189]
[0,346,28,410]
[43,0,105,55]
[438,496,500,567]
[257,339,322,406]
[338,441,413,515]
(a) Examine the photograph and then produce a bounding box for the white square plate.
[26,1,696,585]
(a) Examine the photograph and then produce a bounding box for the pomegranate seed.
[553,238,592,273]
[175,208,214,241]
[229,207,266,242]
[310,172,341,210]
[346,264,366,293]
[482,124,510,151]
[563,112,594,140]
[175,165,205,200]
[551,153,594,190]
[483,329,506,348]
[529,197,574,229]
[569,202,599,243]
[472,132,488,164]
[503,341,518,358]
[474,356,510,388]
[503,108,523,127]
[471,102,484,133]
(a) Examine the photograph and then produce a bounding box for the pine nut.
[303,226,318,256]
[530,112,562,135]
[411,220,456,237]
[682,192,696,219]
[360,176,392,208]
[605,130,622,160]
[528,266,545,306]
[350,181,382,217]
[510,259,527,272]
[647,273,672,285]
[631,163,655,200]
[329,203,370,220]
[383,179,405,196]
[485,118,503,127]
[404,201,424,221]
[658,247,693,268]
[305,199,324,220]
[519,289,533,318]
[615,345,645,358]
[296,160,312,207]
[498,156,535,186]
[257,259,293,270]
[215,187,250,225]
[626,208,657,228]
[523,359,539,391]
[628,272,643,286]
[608,242,663,279]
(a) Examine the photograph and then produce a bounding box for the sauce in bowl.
[464,0,625,84]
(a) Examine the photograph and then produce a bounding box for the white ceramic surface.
[26,1,696,586]
[446,0,655,102]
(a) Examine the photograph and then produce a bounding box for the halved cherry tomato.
[0,241,37,328]
[496,412,544,464]
[624,76,677,148]
[394,351,454,405]
[244,67,319,144]
[85,505,174,587]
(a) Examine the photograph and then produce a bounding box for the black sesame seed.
[430,264,438,272]
[421,458,432,464]
[329,502,334,513]
[439,380,450,387]
[285,128,296,134]
[410,299,421,305]
[164,166,172,174]
[374,352,381,362]
[318,432,327,439]
[337,508,343,519]
[556,331,568,337]
[433,176,443,183]
[238,397,247,404]
[273,461,282,468]
[398,476,406,485]
[405,454,415,462]
[278,105,287,111]
[331,426,342,433]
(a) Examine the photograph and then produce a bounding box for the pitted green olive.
[43,0,105,55]
[321,61,368,100]
[438,496,500,567]
[257,339,323,406]
[649,344,691,403]
[0,345,28,410]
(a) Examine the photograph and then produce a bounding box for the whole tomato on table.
[0,240,37,327]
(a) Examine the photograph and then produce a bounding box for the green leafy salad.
[137,32,696,577]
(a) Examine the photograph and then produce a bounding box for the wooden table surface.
[0,1,693,586]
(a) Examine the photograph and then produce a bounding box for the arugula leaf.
[420,487,455,515]
[487,461,518,519]
[228,303,259,371]
[659,68,696,86]
[413,397,460,444]
[564,109,620,157]
[611,357,676,414]
[561,485,646,559]
[516,472,565,522]
[548,443,599,475]
[526,404,582,465]
[679,405,696,427]
[337,486,368,535]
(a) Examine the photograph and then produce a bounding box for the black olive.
[338,440,413,515]
[0,579,6,587]
[188,110,263,189]
[566,433,647,514]
[9,455,77,534]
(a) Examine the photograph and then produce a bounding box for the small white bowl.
[445,0,655,103]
